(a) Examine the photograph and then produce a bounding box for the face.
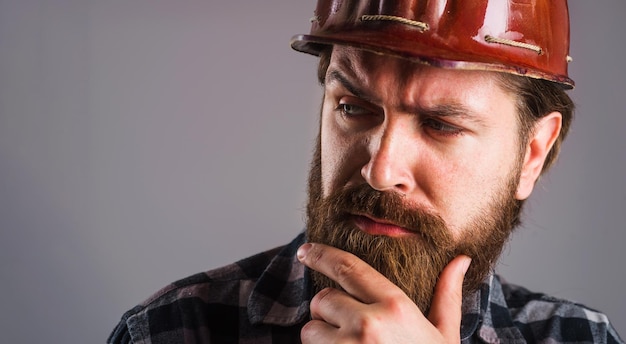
[306,46,526,312]
[320,47,524,232]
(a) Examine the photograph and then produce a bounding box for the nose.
[361,120,417,193]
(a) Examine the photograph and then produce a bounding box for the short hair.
[495,74,574,174]
[316,48,574,175]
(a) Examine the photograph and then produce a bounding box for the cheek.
[319,113,366,197]
[433,147,518,232]
[320,137,340,197]
[320,131,354,197]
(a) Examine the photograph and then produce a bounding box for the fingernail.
[297,243,312,261]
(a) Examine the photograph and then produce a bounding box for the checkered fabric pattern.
[108,232,623,343]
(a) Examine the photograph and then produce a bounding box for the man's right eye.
[338,103,371,117]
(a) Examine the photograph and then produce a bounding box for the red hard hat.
[291,0,574,88]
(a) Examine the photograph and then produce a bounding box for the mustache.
[318,184,453,248]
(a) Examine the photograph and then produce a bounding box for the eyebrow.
[326,69,379,105]
[415,103,484,122]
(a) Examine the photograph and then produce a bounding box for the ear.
[515,112,562,200]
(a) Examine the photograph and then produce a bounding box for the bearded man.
[109,1,623,343]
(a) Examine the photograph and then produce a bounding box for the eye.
[334,99,382,131]
[422,117,463,137]
[338,103,372,117]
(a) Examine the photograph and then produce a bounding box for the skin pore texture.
[300,46,563,342]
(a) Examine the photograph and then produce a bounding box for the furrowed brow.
[325,70,378,104]
[326,69,486,125]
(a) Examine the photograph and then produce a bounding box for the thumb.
[427,255,471,342]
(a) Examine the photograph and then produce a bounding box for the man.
[109,0,623,343]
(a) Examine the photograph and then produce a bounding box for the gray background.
[0,1,624,342]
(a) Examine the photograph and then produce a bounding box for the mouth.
[351,214,416,238]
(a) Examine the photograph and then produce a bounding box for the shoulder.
[107,245,285,344]
[500,279,623,343]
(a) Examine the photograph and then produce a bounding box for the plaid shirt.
[108,232,623,343]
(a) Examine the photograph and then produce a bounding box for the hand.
[297,243,471,343]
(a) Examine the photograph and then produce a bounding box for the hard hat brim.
[290,33,574,89]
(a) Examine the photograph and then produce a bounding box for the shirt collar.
[247,233,525,342]
[473,275,527,343]
[247,233,310,326]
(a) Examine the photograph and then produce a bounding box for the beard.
[305,138,524,313]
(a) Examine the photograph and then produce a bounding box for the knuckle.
[384,297,406,315]
[353,313,383,340]
[332,255,360,282]
[308,244,326,266]
[311,287,335,309]
[300,320,315,338]
[300,320,322,343]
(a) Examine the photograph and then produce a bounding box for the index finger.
[297,243,404,304]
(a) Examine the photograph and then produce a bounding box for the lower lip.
[352,215,414,238]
